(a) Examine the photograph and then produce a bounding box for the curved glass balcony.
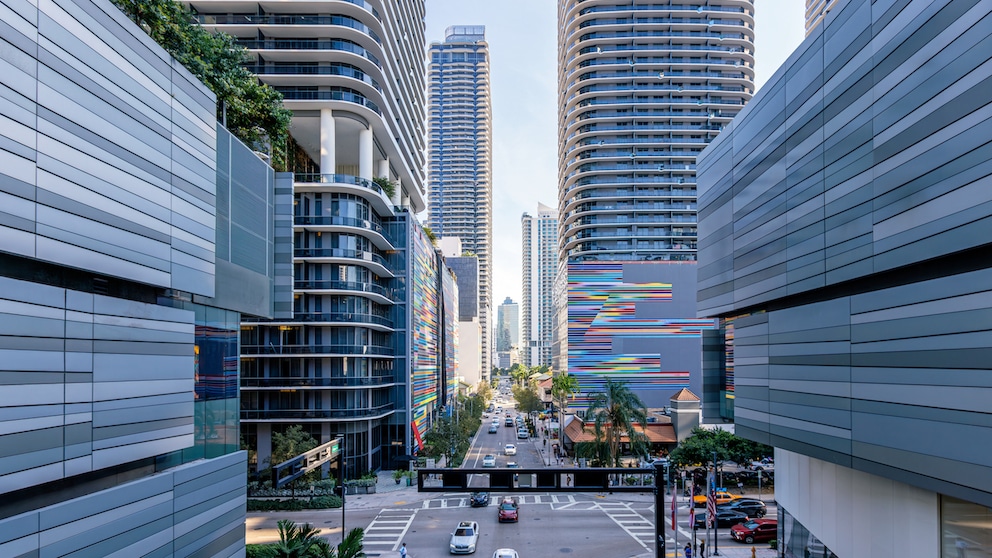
[276,88,381,114]
[293,247,389,268]
[242,376,396,388]
[242,405,394,420]
[292,279,397,301]
[246,64,381,92]
[242,344,394,356]
[198,15,380,44]
[295,215,390,239]
[292,312,393,328]
[236,39,381,67]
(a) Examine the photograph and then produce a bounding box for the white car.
[483,454,496,468]
[493,549,519,558]
[449,520,479,554]
[516,428,529,439]
[504,444,516,456]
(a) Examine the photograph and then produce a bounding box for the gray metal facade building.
[697,0,992,555]
[0,0,283,554]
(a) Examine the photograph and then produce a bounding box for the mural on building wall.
[410,225,440,449]
[567,262,717,408]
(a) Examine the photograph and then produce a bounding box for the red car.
[730,518,777,543]
[497,498,519,522]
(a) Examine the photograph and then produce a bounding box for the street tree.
[512,381,545,414]
[270,425,319,467]
[667,427,772,471]
[551,372,579,418]
[584,378,649,466]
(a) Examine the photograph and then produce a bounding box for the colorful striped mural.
[567,262,717,408]
[410,225,440,449]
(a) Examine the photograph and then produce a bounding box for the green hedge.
[247,495,342,512]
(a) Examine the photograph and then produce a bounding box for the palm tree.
[584,378,649,467]
[551,372,579,447]
[267,521,365,558]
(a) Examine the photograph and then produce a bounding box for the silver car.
[493,549,519,558]
[449,520,479,554]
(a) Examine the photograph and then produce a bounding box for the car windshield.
[455,528,473,536]
[499,502,516,510]
[742,521,759,529]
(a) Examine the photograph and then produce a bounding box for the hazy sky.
[424,1,806,305]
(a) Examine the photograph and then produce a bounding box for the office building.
[190,0,437,474]
[439,237,483,387]
[496,297,520,353]
[521,203,558,368]
[697,0,992,555]
[556,0,753,407]
[428,25,494,380]
[0,0,286,552]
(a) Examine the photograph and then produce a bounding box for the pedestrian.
[684,543,692,558]
[738,480,744,495]
[957,538,968,558]
[399,542,408,557]
[566,474,572,486]
[699,540,705,557]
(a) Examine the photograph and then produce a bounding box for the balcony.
[242,404,394,421]
[292,279,397,304]
[197,14,381,44]
[242,344,394,357]
[288,312,394,330]
[293,174,393,215]
[236,39,381,67]
[242,376,396,388]
[294,215,393,250]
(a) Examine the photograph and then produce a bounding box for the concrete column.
[359,127,373,179]
[393,177,403,206]
[376,157,389,180]
[257,423,272,470]
[320,108,336,175]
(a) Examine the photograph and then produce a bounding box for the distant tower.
[497,297,520,353]
[521,203,558,367]
[428,26,493,377]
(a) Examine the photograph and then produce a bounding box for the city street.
[247,385,777,557]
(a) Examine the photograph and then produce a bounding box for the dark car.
[718,498,767,518]
[470,492,490,507]
[693,509,750,529]
[488,424,498,434]
[731,518,778,543]
[497,498,519,522]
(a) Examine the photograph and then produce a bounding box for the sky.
[424,1,807,306]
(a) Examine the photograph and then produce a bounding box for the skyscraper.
[521,203,558,368]
[428,25,494,379]
[190,0,434,475]
[496,298,520,353]
[556,0,754,407]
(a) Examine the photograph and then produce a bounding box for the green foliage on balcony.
[112,0,292,170]
[372,176,397,199]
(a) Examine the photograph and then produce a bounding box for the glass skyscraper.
[428,26,494,380]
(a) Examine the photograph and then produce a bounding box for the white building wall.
[457,320,481,387]
[776,448,939,558]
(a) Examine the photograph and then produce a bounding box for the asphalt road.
[246,385,778,557]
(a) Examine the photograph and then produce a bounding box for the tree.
[584,378,649,466]
[551,372,579,418]
[112,0,292,169]
[509,363,528,386]
[372,177,396,199]
[667,427,772,471]
[270,425,319,467]
[512,381,544,414]
[476,380,493,404]
[264,521,365,558]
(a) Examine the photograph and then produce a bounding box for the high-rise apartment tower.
[190,0,431,475]
[556,0,754,407]
[805,0,839,35]
[521,203,558,368]
[428,26,494,379]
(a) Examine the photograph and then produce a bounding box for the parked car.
[470,491,490,507]
[730,518,778,543]
[693,509,750,529]
[449,520,479,554]
[718,498,767,518]
[516,428,529,439]
[497,498,519,522]
[492,549,519,558]
[483,454,496,468]
[488,424,498,434]
[504,444,516,456]
[693,490,740,507]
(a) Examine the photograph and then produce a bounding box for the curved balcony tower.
[189,0,427,475]
[557,0,755,265]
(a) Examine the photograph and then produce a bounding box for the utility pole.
[712,450,719,556]
[654,461,666,558]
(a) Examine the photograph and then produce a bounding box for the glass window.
[942,496,992,558]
